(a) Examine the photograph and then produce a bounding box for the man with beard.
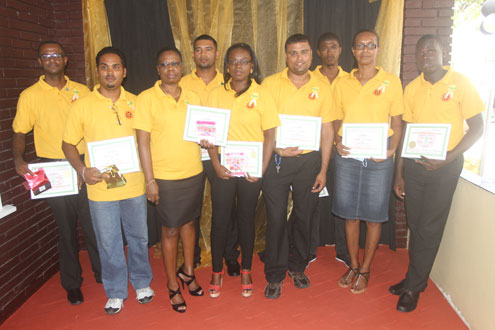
[62,47,154,315]
[181,35,241,276]
[261,34,336,299]
[12,40,101,306]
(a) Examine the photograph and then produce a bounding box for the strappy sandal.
[177,266,204,296]
[338,265,360,288]
[240,269,253,298]
[350,271,370,294]
[208,270,224,298]
[168,286,187,313]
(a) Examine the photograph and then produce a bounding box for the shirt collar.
[93,84,128,103]
[38,75,70,90]
[419,66,453,86]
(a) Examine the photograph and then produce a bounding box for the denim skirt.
[156,172,203,228]
[332,153,393,222]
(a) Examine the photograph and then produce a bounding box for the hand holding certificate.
[221,141,263,178]
[276,114,321,151]
[342,123,388,159]
[183,105,231,146]
[401,124,451,160]
[28,161,78,199]
[87,136,141,174]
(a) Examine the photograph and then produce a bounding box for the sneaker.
[288,270,310,289]
[104,298,123,315]
[335,254,351,267]
[264,281,283,299]
[136,287,155,304]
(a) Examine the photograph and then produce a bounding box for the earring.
[250,69,253,74]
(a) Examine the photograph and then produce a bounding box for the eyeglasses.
[158,61,181,68]
[111,105,122,126]
[228,59,252,66]
[354,43,377,50]
[40,53,65,61]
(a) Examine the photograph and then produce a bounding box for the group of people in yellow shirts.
[12,29,484,316]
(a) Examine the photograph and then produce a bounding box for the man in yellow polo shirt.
[12,40,101,306]
[181,35,241,276]
[311,32,350,266]
[261,34,335,299]
[62,47,154,315]
[391,34,484,312]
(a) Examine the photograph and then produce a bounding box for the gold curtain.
[374,0,404,76]
[166,0,235,74]
[82,0,112,89]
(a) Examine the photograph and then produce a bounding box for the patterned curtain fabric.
[82,0,112,89]
[375,0,404,76]
[166,0,235,74]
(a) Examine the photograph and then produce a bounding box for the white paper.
[221,141,263,178]
[342,123,388,159]
[401,123,451,160]
[87,136,140,174]
[28,161,78,199]
[276,114,322,151]
[183,105,231,147]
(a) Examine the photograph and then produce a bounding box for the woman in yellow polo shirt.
[203,43,279,298]
[134,47,204,313]
[332,30,403,294]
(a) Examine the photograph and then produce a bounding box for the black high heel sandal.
[168,286,187,313]
[177,266,204,296]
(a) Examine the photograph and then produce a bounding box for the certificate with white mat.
[401,123,451,160]
[28,161,78,199]
[87,136,140,173]
[276,114,321,151]
[342,123,388,159]
[221,141,263,178]
[183,105,231,146]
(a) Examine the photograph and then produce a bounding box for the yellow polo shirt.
[403,66,485,151]
[13,75,90,158]
[134,81,203,180]
[63,86,145,202]
[313,65,348,91]
[207,80,280,143]
[262,68,337,153]
[180,69,224,105]
[334,66,404,136]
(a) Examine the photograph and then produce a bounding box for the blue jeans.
[89,194,152,299]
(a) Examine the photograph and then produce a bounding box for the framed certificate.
[401,123,451,160]
[342,123,388,159]
[28,161,78,199]
[183,105,231,146]
[87,136,140,174]
[276,114,322,151]
[201,148,210,161]
[221,141,263,178]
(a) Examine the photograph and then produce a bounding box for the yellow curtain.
[374,0,404,76]
[82,0,112,89]
[166,0,235,74]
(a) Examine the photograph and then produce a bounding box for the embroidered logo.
[374,80,390,96]
[247,92,259,108]
[442,85,456,101]
[125,111,133,119]
[71,90,79,103]
[308,87,319,100]
[127,101,135,110]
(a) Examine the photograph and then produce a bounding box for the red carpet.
[2,246,467,330]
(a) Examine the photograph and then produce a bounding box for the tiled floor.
[2,246,467,330]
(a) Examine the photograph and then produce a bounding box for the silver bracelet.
[81,167,87,183]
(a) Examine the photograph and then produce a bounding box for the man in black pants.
[181,34,240,275]
[261,34,335,299]
[391,34,484,312]
[12,41,101,305]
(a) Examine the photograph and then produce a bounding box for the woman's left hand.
[245,172,260,183]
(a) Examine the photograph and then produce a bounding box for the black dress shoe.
[67,288,84,305]
[397,289,420,312]
[226,259,241,277]
[389,279,405,295]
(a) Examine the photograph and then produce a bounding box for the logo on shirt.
[374,80,390,96]
[308,87,319,100]
[247,92,259,108]
[442,85,456,101]
[127,101,135,110]
[71,89,80,103]
[125,111,133,119]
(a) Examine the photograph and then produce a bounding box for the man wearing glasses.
[12,41,102,306]
[62,47,154,315]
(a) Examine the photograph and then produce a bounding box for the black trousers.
[206,160,261,272]
[46,183,101,290]
[403,156,463,292]
[262,152,321,282]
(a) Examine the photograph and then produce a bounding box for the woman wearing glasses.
[134,47,204,313]
[332,30,404,294]
[202,43,279,298]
